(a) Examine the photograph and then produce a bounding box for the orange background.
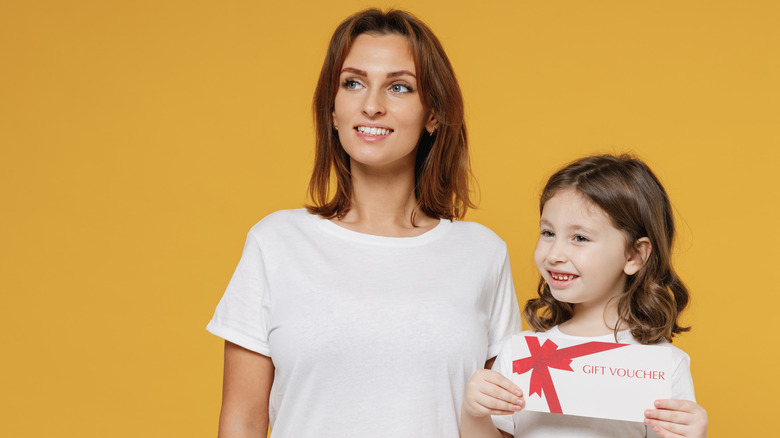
[1,1,777,436]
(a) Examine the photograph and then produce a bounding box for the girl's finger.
[653,399,698,413]
[645,417,681,431]
[650,425,686,438]
[647,402,708,438]
[468,370,523,405]
[644,408,689,425]
[475,390,524,412]
[484,382,523,406]
[480,370,523,397]
[474,396,522,415]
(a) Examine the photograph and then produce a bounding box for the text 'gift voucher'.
[511,334,672,422]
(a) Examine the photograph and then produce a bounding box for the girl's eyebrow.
[340,67,416,78]
[569,224,596,235]
[539,218,595,234]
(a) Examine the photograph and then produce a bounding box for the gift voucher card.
[511,334,672,422]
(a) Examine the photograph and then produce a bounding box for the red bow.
[512,336,627,414]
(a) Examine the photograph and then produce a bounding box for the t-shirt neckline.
[310,213,452,247]
[549,325,633,343]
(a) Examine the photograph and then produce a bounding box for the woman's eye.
[541,230,555,238]
[573,235,590,243]
[343,79,363,90]
[390,83,411,93]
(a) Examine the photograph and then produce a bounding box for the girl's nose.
[547,240,567,263]
[361,89,386,117]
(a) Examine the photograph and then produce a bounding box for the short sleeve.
[671,348,696,402]
[490,338,516,434]
[645,346,697,438]
[206,231,272,356]
[486,249,522,360]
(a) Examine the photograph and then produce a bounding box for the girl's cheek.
[533,245,547,271]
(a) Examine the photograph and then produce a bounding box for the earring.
[333,121,338,130]
[428,126,437,135]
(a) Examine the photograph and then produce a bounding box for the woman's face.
[333,33,435,173]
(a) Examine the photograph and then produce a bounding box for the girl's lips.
[549,271,578,281]
[547,270,579,288]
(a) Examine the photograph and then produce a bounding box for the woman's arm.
[218,341,275,438]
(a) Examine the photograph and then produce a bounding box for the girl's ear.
[624,237,652,276]
[425,112,438,135]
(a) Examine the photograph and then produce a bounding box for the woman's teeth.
[356,126,391,136]
[551,273,576,281]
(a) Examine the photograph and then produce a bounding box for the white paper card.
[511,334,672,422]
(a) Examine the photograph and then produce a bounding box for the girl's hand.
[644,399,708,438]
[462,369,524,418]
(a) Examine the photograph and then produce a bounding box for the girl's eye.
[541,230,555,238]
[390,83,412,93]
[343,79,363,90]
[573,235,590,243]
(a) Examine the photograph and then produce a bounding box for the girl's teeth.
[357,126,391,136]
[552,273,575,281]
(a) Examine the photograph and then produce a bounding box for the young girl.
[461,155,708,438]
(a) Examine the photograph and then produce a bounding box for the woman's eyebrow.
[340,67,416,79]
[387,70,416,78]
[341,67,367,76]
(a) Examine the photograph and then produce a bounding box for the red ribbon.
[512,336,627,414]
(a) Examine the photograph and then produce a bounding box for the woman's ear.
[624,237,652,276]
[425,113,438,135]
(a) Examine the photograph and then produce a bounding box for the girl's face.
[332,33,435,173]
[534,188,635,312]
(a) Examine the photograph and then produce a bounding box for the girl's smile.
[547,270,580,288]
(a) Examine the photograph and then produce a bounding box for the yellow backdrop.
[1,0,777,436]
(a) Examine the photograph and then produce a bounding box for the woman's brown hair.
[524,154,690,344]
[307,8,473,221]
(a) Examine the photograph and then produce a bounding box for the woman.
[207,9,520,437]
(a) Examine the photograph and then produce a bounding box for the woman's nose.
[361,89,385,117]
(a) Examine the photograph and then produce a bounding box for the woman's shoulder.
[448,219,507,248]
[247,208,314,236]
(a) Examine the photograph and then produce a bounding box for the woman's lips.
[354,125,393,142]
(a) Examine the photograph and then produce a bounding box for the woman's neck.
[334,161,438,237]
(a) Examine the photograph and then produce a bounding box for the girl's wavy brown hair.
[524,154,690,344]
[306,8,473,222]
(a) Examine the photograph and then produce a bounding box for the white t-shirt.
[492,326,696,438]
[207,209,521,437]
